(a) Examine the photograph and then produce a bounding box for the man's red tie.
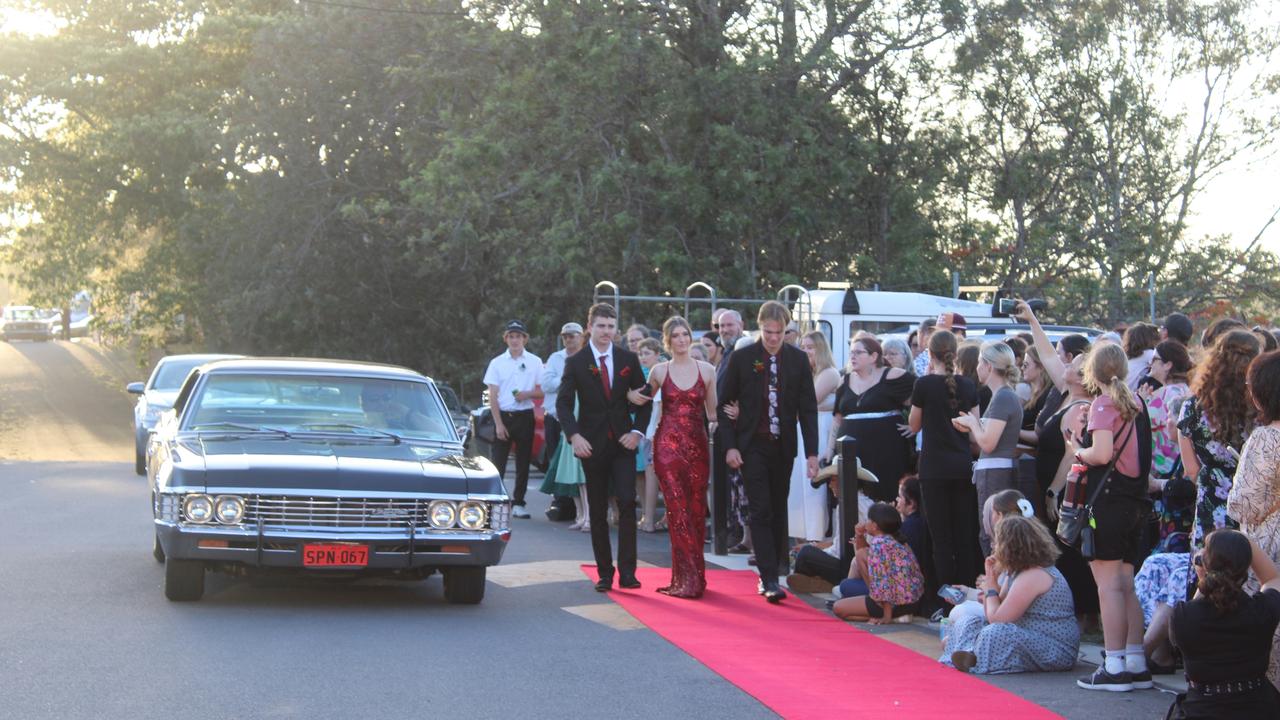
[599,355,611,400]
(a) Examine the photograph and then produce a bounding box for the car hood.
[180,436,501,496]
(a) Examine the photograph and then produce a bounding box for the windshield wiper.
[297,423,403,444]
[191,422,292,438]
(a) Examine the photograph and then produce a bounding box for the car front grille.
[241,496,490,531]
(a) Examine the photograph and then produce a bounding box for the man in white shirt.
[541,322,584,520]
[483,320,544,518]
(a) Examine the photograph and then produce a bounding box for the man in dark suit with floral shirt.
[718,301,819,603]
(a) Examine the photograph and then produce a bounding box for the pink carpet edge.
[581,564,1064,720]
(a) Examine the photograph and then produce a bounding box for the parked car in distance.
[147,357,511,604]
[467,389,547,471]
[435,382,472,446]
[1,306,59,342]
[127,354,243,475]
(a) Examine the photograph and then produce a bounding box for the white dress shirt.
[541,349,569,418]
[483,349,543,412]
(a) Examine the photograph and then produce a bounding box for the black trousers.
[919,477,983,586]
[584,442,638,581]
[794,545,850,586]
[491,409,534,506]
[741,438,793,583]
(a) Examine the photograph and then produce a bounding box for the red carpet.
[583,566,1062,719]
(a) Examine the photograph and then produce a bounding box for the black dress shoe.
[762,580,787,604]
[595,577,613,592]
[619,576,642,589]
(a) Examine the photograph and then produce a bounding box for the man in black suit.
[557,302,652,592]
[717,300,818,603]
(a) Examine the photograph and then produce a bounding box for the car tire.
[164,558,205,601]
[152,532,166,564]
[442,566,486,604]
[135,438,147,476]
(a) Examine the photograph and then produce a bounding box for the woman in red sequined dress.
[629,316,718,598]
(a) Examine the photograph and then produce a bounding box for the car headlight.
[183,494,214,524]
[458,501,488,530]
[214,495,245,525]
[428,500,457,529]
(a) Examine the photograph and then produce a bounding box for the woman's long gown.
[788,386,836,540]
[652,370,709,598]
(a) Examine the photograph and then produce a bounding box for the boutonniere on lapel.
[589,365,601,377]
[619,366,631,378]
[519,362,526,372]
[753,359,765,374]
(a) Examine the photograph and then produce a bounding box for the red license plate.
[302,544,369,567]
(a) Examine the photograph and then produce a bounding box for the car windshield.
[7,308,39,321]
[183,373,455,442]
[152,359,210,391]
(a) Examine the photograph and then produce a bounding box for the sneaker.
[785,573,834,594]
[1076,667,1133,692]
[1129,669,1154,690]
[512,505,531,519]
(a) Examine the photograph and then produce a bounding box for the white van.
[789,284,1098,356]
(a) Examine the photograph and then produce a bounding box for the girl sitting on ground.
[832,502,925,625]
[944,515,1081,674]
[942,490,1035,624]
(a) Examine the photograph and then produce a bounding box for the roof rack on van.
[592,280,803,322]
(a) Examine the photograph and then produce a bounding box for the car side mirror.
[127,382,145,394]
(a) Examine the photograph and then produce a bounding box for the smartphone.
[998,297,1017,315]
[938,585,966,605]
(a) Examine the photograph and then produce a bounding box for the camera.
[997,297,1017,315]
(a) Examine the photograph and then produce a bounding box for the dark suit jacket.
[556,344,651,453]
[716,340,818,460]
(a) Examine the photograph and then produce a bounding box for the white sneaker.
[512,505,531,519]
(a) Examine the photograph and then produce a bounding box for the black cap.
[504,320,528,335]
[1162,313,1193,344]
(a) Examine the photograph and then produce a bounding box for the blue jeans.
[836,578,868,599]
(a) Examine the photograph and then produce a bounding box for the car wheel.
[164,558,205,601]
[152,532,166,564]
[442,566,486,604]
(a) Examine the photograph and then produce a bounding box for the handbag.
[1056,420,1133,548]
[474,410,497,445]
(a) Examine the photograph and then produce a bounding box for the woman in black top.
[825,336,914,502]
[1169,529,1280,718]
[908,330,982,586]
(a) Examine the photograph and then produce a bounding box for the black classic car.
[147,358,511,604]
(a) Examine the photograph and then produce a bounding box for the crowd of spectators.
[514,302,1280,713]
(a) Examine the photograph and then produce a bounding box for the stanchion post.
[837,435,858,567]
[710,434,728,556]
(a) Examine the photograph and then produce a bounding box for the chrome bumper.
[156,522,510,569]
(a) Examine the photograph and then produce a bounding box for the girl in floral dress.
[831,502,924,624]
[1136,331,1260,630]
[1140,340,1194,552]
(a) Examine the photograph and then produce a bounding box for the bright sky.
[1,3,1277,255]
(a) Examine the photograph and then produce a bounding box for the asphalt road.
[0,340,1174,719]
[0,340,771,720]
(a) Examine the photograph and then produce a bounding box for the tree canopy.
[2,0,1278,392]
